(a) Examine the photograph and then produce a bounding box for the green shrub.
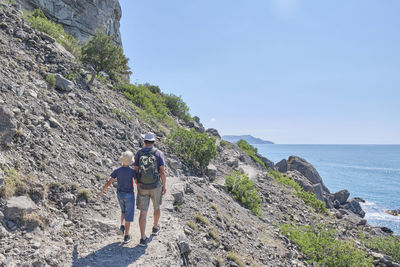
[112,108,132,121]
[360,234,400,263]
[226,252,244,267]
[237,139,265,167]
[225,171,261,215]
[167,128,217,173]
[25,9,80,57]
[162,93,191,122]
[0,168,26,198]
[81,30,131,83]
[186,221,198,232]
[281,223,373,266]
[268,170,328,214]
[195,213,210,225]
[116,83,169,121]
[46,73,56,88]
[77,189,91,201]
[220,140,231,148]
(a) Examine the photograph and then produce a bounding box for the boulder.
[177,236,191,255]
[333,189,350,205]
[0,106,18,145]
[206,128,220,138]
[4,196,37,221]
[55,74,74,92]
[257,154,275,169]
[275,159,288,173]
[333,199,340,209]
[170,183,185,204]
[312,183,324,202]
[344,199,365,218]
[186,119,205,133]
[287,156,330,193]
[206,164,218,180]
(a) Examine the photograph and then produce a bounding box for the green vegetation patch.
[281,223,373,266]
[268,170,328,214]
[195,213,210,225]
[25,9,80,57]
[359,233,400,263]
[0,168,27,198]
[225,171,261,216]
[77,189,91,201]
[226,252,244,267]
[237,139,265,167]
[45,73,56,88]
[167,127,217,173]
[112,108,132,121]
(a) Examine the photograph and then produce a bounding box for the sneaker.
[124,235,131,243]
[139,237,148,247]
[119,225,125,235]
[152,225,161,236]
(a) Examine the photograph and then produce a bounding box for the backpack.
[137,147,159,188]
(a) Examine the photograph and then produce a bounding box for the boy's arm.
[97,177,114,197]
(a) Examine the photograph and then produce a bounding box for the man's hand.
[162,186,167,195]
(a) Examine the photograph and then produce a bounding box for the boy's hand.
[97,192,102,198]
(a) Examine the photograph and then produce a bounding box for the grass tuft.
[195,213,210,225]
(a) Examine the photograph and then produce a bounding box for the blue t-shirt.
[110,166,136,193]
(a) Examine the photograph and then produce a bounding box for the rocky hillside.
[15,0,122,45]
[0,3,399,267]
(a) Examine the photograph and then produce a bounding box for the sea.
[254,144,400,235]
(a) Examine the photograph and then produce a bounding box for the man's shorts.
[117,192,135,222]
[137,185,162,211]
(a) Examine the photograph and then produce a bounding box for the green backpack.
[137,148,159,188]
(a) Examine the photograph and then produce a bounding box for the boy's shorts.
[137,185,162,211]
[117,192,135,222]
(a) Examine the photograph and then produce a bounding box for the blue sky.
[119,0,400,144]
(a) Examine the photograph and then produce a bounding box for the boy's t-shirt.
[110,166,136,193]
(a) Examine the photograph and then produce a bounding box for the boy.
[97,151,136,243]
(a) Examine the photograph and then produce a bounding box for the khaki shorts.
[137,185,162,211]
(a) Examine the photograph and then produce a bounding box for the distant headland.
[222,135,274,144]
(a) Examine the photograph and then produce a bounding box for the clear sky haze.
[119,0,400,144]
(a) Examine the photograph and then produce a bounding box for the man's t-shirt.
[134,147,165,171]
[110,166,136,193]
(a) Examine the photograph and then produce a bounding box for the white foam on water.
[361,201,400,223]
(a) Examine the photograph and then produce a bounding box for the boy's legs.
[124,193,135,236]
[121,213,125,226]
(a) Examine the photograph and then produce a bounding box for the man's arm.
[97,177,114,197]
[160,165,166,195]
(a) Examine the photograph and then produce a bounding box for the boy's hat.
[120,151,134,165]
[143,132,156,142]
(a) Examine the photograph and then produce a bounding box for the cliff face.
[16,0,122,45]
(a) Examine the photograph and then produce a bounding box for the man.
[134,132,167,246]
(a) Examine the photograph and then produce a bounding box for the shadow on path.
[72,235,155,267]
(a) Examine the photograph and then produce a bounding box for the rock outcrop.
[16,0,122,45]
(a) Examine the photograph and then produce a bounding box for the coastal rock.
[312,183,324,202]
[206,164,218,180]
[333,189,350,205]
[344,199,365,218]
[287,156,330,193]
[206,128,220,138]
[0,106,18,145]
[385,209,400,216]
[275,159,288,173]
[187,119,205,133]
[286,170,314,192]
[16,0,122,45]
[257,154,275,169]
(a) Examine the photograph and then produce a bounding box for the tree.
[81,30,131,84]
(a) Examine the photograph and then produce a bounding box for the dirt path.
[70,175,184,267]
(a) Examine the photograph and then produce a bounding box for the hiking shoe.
[124,235,131,243]
[152,225,161,236]
[139,237,148,247]
[119,225,125,235]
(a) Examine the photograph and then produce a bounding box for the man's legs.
[139,210,147,239]
[153,208,160,228]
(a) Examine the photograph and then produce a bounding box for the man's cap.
[144,132,156,142]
